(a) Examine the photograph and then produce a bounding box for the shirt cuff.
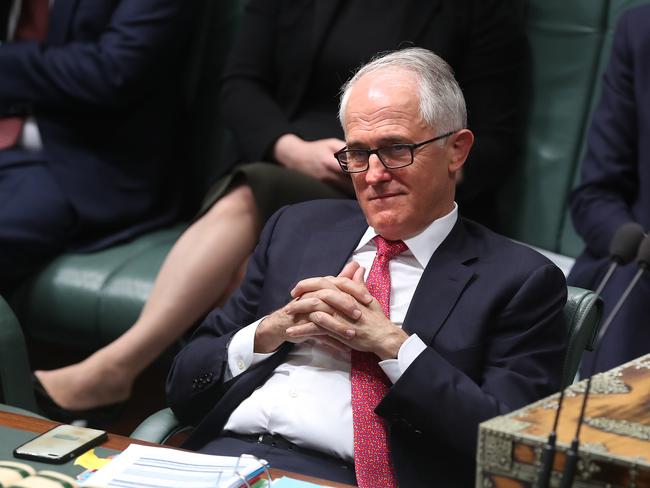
[379,334,427,384]
[226,317,274,379]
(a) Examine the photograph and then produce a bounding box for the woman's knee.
[201,182,258,226]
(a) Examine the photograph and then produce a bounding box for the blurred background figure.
[0,0,194,295]
[568,4,650,375]
[35,0,527,419]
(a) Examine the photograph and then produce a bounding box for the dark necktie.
[0,0,49,149]
[351,235,407,488]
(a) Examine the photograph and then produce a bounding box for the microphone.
[559,233,650,488]
[534,222,644,488]
[594,222,645,296]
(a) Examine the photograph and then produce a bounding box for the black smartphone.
[13,424,108,464]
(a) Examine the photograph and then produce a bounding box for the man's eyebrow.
[346,137,410,148]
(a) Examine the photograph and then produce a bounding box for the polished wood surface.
[0,411,356,487]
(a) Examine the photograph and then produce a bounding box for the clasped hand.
[254,262,408,360]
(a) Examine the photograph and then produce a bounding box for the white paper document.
[81,443,269,488]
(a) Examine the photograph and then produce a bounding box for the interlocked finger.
[287,289,361,321]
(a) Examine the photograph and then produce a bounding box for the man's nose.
[365,154,391,184]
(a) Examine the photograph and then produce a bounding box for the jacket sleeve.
[166,206,288,426]
[569,11,638,258]
[219,0,293,162]
[377,261,567,458]
[0,0,192,114]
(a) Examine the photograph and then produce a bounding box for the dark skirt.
[198,161,351,223]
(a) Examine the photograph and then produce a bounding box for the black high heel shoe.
[32,374,125,428]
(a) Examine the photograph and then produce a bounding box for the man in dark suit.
[569,4,650,375]
[167,48,567,487]
[0,0,193,293]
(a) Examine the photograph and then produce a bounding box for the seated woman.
[34,0,526,417]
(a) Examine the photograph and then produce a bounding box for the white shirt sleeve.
[225,317,274,380]
[379,333,427,384]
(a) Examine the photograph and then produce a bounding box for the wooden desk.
[0,410,356,487]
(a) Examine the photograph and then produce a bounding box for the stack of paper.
[81,444,269,488]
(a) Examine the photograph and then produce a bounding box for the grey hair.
[338,47,466,136]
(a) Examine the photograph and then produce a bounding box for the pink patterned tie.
[0,0,49,149]
[351,235,407,488]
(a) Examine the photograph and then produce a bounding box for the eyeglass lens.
[341,144,412,171]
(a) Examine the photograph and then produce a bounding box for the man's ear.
[447,129,474,173]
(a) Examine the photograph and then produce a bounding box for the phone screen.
[14,425,107,463]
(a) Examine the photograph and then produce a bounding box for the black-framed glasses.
[334,130,456,173]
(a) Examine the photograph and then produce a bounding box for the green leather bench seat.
[10,225,186,348]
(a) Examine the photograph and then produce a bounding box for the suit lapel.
[401,0,442,43]
[402,219,477,344]
[295,206,367,280]
[47,0,79,45]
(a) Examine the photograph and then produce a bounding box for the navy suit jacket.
[0,0,193,249]
[568,5,650,373]
[167,199,567,487]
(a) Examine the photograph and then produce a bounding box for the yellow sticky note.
[74,449,113,470]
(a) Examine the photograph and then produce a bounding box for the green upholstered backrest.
[562,286,603,387]
[498,0,611,252]
[499,0,650,257]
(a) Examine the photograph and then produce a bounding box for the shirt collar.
[354,203,458,268]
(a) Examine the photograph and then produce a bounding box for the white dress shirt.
[223,204,458,461]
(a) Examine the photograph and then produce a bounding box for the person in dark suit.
[34,0,528,418]
[0,0,193,294]
[568,4,650,375]
[166,48,567,487]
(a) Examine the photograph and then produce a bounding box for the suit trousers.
[199,434,357,485]
[0,148,76,294]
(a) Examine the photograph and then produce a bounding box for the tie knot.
[373,236,408,260]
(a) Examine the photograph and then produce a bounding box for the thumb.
[338,261,360,279]
[352,265,365,283]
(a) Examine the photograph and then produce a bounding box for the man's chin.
[365,213,406,239]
